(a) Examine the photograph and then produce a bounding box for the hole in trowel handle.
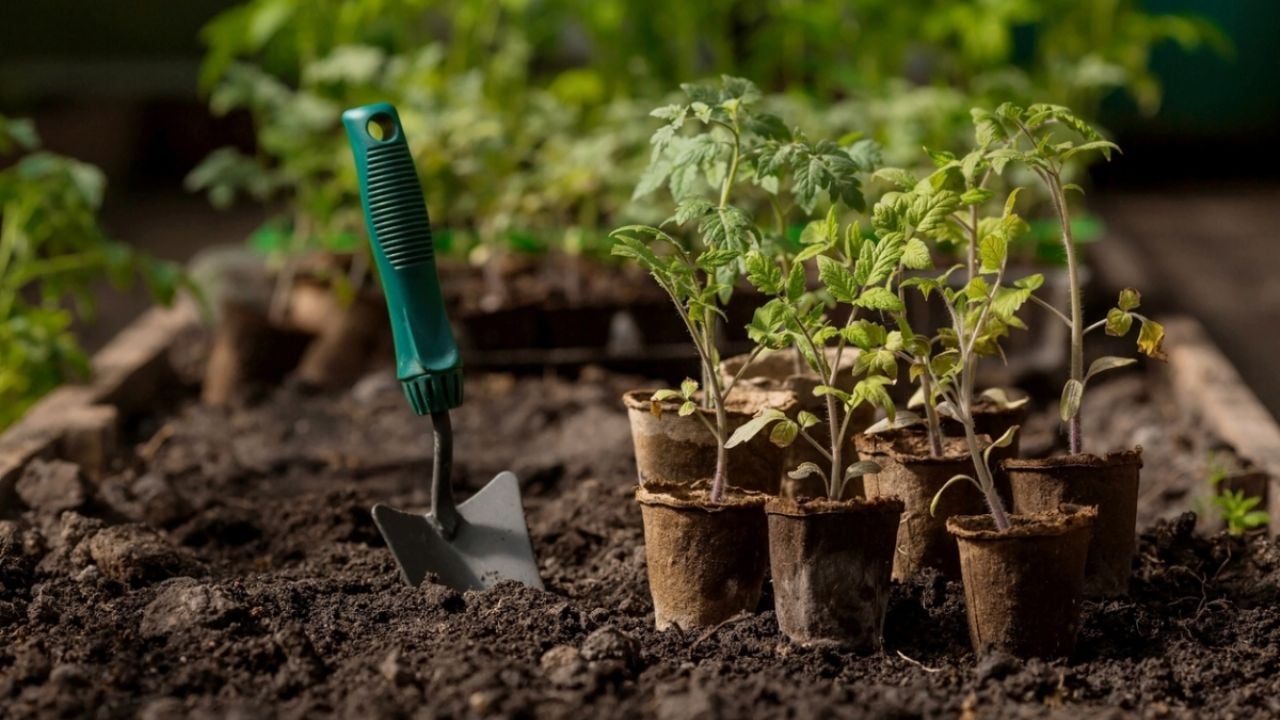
[366,113,397,142]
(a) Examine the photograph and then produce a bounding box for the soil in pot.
[765,496,903,650]
[637,484,769,631]
[947,505,1097,658]
[1003,448,1142,597]
[622,387,797,494]
[721,349,873,499]
[857,430,992,581]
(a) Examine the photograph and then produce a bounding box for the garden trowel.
[343,102,543,592]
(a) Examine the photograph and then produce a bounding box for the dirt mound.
[2,370,1277,718]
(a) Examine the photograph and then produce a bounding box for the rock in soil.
[2,367,1280,718]
[86,524,204,587]
[16,460,88,513]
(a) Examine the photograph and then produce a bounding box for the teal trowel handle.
[343,103,461,416]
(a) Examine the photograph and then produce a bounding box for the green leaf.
[797,410,820,429]
[853,377,896,420]
[901,238,932,270]
[1138,319,1168,361]
[982,424,1021,466]
[978,231,1007,274]
[1085,356,1137,384]
[864,412,924,434]
[1062,140,1121,162]
[744,252,782,295]
[785,261,807,301]
[872,167,915,190]
[930,475,979,517]
[769,420,799,447]
[680,378,699,398]
[651,389,682,402]
[725,408,788,448]
[817,255,858,303]
[813,384,853,404]
[1118,288,1141,311]
[787,462,827,482]
[980,387,1029,410]
[1014,273,1044,291]
[1106,308,1134,337]
[842,320,887,350]
[855,287,903,312]
[845,460,881,480]
[1060,379,1084,422]
[961,187,994,205]
[678,401,698,417]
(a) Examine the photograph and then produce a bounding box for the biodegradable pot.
[857,430,992,581]
[948,505,1097,658]
[637,485,769,631]
[765,496,904,650]
[202,300,311,406]
[623,388,797,494]
[1003,448,1142,597]
[721,349,873,499]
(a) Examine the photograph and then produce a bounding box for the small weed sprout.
[1205,454,1268,535]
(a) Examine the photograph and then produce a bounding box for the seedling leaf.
[1060,379,1084,421]
[864,411,924,434]
[788,462,827,482]
[1085,356,1137,384]
[725,408,788,448]
[982,424,1020,466]
[1137,318,1167,361]
[845,460,882,480]
[930,474,979,517]
[979,387,1029,410]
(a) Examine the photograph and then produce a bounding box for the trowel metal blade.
[371,471,543,591]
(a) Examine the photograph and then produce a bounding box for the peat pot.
[623,388,797,494]
[948,505,1097,658]
[856,430,991,581]
[721,349,873,499]
[637,485,769,631]
[1003,448,1142,597]
[765,496,903,650]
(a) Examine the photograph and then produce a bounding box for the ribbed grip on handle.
[343,103,462,415]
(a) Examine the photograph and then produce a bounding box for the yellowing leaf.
[1138,319,1167,361]
[1118,288,1141,311]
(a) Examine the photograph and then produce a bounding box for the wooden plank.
[0,301,199,507]
[1160,315,1280,534]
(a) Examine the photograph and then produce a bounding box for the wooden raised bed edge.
[0,301,199,510]
[3,302,1279,537]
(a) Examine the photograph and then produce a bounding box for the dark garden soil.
[3,364,1279,719]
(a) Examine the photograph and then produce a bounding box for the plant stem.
[967,204,979,281]
[920,370,944,458]
[1045,171,1084,453]
[961,417,1010,531]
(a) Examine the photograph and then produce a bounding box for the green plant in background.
[190,0,1225,297]
[0,117,190,429]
